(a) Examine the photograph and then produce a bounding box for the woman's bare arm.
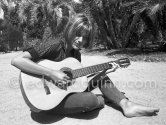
[11,52,52,76]
[11,51,70,82]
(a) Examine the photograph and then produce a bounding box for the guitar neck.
[72,61,115,79]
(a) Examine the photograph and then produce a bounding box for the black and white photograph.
[0,0,166,125]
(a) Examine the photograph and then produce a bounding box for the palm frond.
[30,3,40,25]
[17,1,32,24]
[0,6,4,20]
[150,3,161,15]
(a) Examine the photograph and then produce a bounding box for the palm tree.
[16,0,75,47]
[2,0,166,51]
[0,0,23,51]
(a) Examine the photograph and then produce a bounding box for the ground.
[0,51,166,125]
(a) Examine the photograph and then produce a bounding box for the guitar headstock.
[116,58,130,68]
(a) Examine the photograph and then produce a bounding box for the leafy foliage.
[1,0,166,51]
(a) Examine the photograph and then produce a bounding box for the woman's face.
[71,31,88,50]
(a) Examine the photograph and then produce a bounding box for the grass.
[81,48,166,62]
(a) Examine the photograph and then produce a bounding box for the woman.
[11,13,159,117]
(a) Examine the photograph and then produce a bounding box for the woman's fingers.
[64,75,70,80]
[105,63,120,74]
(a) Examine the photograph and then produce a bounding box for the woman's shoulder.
[23,37,64,61]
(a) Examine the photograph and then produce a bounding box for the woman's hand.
[49,70,70,88]
[106,62,119,74]
[93,62,119,80]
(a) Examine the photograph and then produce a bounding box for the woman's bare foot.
[119,99,159,118]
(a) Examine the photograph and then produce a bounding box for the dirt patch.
[0,52,166,125]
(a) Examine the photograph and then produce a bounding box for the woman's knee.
[81,93,104,112]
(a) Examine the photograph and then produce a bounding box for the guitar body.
[19,57,130,112]
[20,57,88,112]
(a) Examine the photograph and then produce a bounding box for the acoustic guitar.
[19,57,130,112]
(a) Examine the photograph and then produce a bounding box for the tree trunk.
[122,12,140,48]
[107,13,119,48]
[102,0,119,49]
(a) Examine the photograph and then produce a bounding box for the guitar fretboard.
[72,62,113,78]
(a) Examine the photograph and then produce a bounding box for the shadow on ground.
[106,48,161,55]
[31,108,101,124]
[83,48,156,56]
[83,48,166,62]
